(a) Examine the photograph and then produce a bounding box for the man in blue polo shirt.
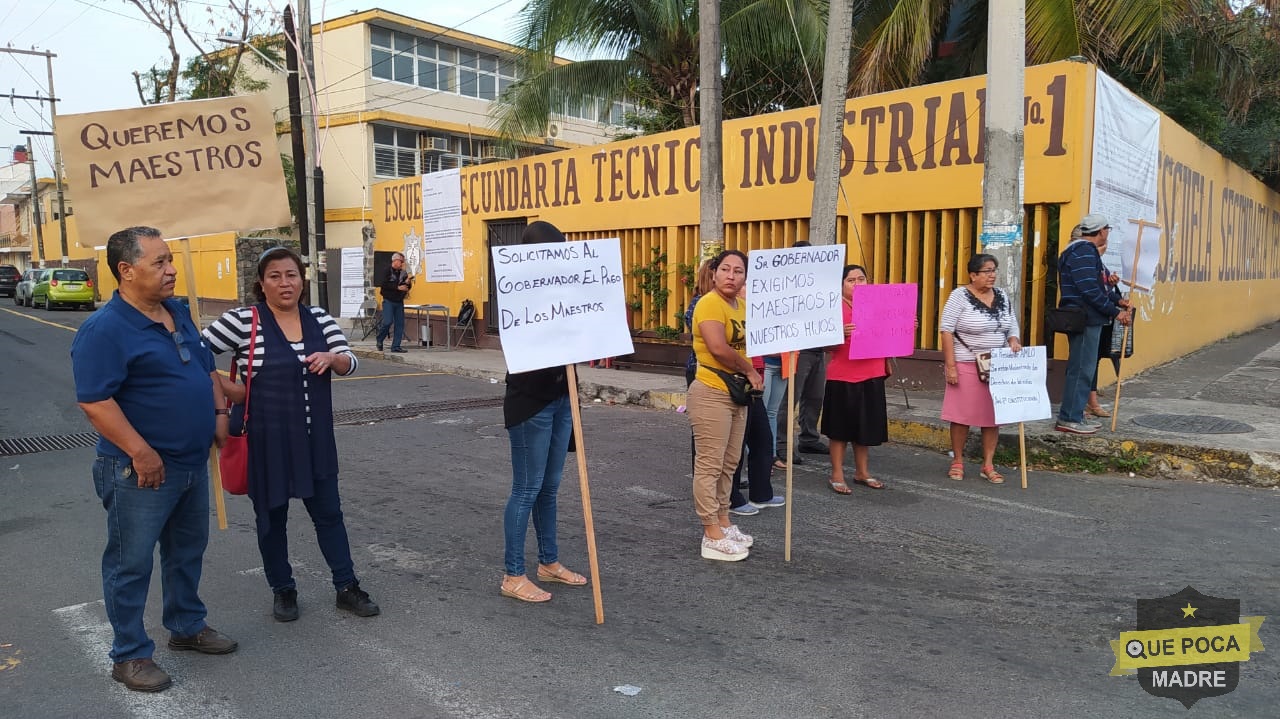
[71,226,237,693]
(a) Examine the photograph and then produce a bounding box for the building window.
[373,124,418,178]
[370,25,516,102]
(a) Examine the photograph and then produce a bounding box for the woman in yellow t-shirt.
[688,249,761,561]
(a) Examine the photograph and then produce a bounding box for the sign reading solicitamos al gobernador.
[1111,586,1265,708]
[491,237,634,374]
[55,94,291,245]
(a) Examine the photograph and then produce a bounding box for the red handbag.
[218,307,257,495]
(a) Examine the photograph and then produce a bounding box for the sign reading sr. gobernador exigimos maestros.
[55,94,291,245]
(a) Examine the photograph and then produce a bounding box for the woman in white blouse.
[939,254,1022,483]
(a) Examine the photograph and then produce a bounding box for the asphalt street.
[2,302,1279,718]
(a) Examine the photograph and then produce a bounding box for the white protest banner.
[988,346,1051,425]
[492,238,634,373]
[55,94,290,246]
[422,169,464,282]
[1090,72,1161,290]
[339,247,364,317]
[745,244,845,357]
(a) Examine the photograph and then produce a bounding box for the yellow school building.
[90,60,1280,384]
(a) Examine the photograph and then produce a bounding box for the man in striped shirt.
[1055,213,1132,434]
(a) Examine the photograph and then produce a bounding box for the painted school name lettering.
[380,75,1071,223]
[1159,152,1280,282]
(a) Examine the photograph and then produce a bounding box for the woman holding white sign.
[939,254,1022,484]
[688,250,760,561]
[498,221,588,603]
[822,265,892,493]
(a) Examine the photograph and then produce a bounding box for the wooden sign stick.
[1018,423,1029,490]
[784,352,796,562]
[178,236,228,531]
[1110,219,1160,432]
[565,364,605,624]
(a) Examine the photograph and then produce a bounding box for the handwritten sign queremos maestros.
[55,94,290,245]
[491,237,634,374]
[745,245,845,357]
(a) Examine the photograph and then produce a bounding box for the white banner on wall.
[745,245,845,357]
[988,346,1052,425]
[339,247,364,318]
[491,238,635,374]
[422,168,464,282]
[1090,72,1161,291]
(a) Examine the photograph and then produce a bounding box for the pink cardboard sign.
[849,283,918,359]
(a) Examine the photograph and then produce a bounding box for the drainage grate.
[0,432,100,457]
[333,396,504,425]
[0,398,506,457]
[1130,414,1256,435]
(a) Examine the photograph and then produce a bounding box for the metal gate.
[484,219,527,333]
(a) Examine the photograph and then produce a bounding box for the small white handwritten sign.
[745,245,845,356]
[988,346,1051,424]
[491,237,634,374]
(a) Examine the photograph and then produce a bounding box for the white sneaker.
[701,535,749,561]
[722,524,754,548]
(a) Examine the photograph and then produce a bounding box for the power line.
[31,1,97,47]
[6,3,57,45]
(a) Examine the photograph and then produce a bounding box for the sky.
[0,1,530,177]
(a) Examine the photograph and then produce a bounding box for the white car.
[14,269,47,307]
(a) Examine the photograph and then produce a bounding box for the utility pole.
[809,0,855,247]
[283,6,314,306]
[697,0,723,260]
[19,141,46,266]
[295,0,328,309]
[980,0,1027,325]
[3,47,68,265]
[45,52,70,265]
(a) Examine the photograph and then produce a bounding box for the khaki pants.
[687,380,747,526]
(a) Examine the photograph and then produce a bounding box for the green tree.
[492,0,827,142]
[849,0,1253,103]
[126,0,279,104]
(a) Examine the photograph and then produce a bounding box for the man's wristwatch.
[214,409,230,416]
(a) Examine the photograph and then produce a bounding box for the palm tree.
[849,0,1255,111]
[491,0,827,142]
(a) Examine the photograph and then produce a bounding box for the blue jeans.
[255,476,356,593]
[730,396,776,506]
[503,395,572,576]
[1059,324,1103,423]
[762,364,786,454]
[93,455,209,662]
[377,300,405,349]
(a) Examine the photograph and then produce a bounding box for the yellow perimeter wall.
[174,60,1276,381]
[376,62,1086,343]
[95,232,240,303]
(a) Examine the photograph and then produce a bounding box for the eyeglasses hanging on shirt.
[171,331,191,364]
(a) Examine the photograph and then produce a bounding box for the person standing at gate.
[72,226,237,693]
[1054,214,1131,434]
[376,251,412,353]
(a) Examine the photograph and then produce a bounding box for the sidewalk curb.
[356,349,1280,487]
[886,414,1280,488]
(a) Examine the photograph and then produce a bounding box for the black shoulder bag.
[705,366,761,406]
